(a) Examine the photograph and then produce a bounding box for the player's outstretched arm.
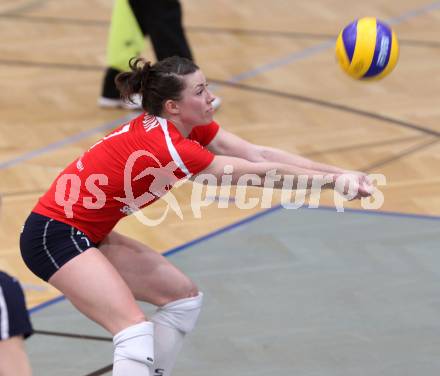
[207,128,345,174]
[196,154,373,200]
[197,155,336,190]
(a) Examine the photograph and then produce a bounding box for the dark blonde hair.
[115,56,199,115]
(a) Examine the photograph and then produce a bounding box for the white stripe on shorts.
[0,285,10,339]
[43,218,60,270]
[70,227,84,253]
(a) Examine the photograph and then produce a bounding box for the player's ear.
[164,99,180,115]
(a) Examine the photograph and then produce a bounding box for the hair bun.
[139,60,153,91]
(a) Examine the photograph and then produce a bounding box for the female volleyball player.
[20,56,373,376]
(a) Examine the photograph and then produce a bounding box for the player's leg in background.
[131,0,193,61]
[99,0,145,108]
[138,0,224,111]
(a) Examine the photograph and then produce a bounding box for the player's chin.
[191,114,213,127]
[202,112,214,123]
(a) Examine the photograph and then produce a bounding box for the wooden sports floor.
[0,0,439,339]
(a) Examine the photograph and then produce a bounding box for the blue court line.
[29,295,66,314]
[306,205,440,221]
[0,114,136,170]
[158,206,440,261]
[29,203,439,315]
[2,1,440,170]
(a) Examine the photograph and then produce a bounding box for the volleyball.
[335,17,399,80]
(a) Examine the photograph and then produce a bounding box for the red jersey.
[33,113,219,242]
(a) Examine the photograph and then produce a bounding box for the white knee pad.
[152,292,204,334]
[113,321,155,366]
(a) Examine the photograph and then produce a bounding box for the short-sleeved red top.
[33,113,219,242]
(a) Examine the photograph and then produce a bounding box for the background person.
[0,270,34,376]
[99,0,221,111]
[0,196,33,376]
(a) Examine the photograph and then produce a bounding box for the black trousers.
[129,0,193,61]
[102,0,193,98]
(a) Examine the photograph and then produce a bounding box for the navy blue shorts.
[0,271,33,340]
[20,212,98,282]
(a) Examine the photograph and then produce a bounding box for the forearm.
[198,155,377,199]
[257,146,345,174]
[219,158,337,190]
[256,163,335,190]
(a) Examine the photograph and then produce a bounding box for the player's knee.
[113,321,154,367]
[152,292,204,334]
[182,280,199,298]
[162,278,198,305]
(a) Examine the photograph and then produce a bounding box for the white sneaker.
[98,94,142,110]
[212,96,222,111]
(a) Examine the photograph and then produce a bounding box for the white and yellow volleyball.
[335,17,399,80]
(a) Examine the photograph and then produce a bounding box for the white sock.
[151,292,203,376]
[113,321,154,376]
[113,359,151,376]
[152,323,185,376]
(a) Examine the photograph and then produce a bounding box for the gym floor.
[1,0,439,374]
